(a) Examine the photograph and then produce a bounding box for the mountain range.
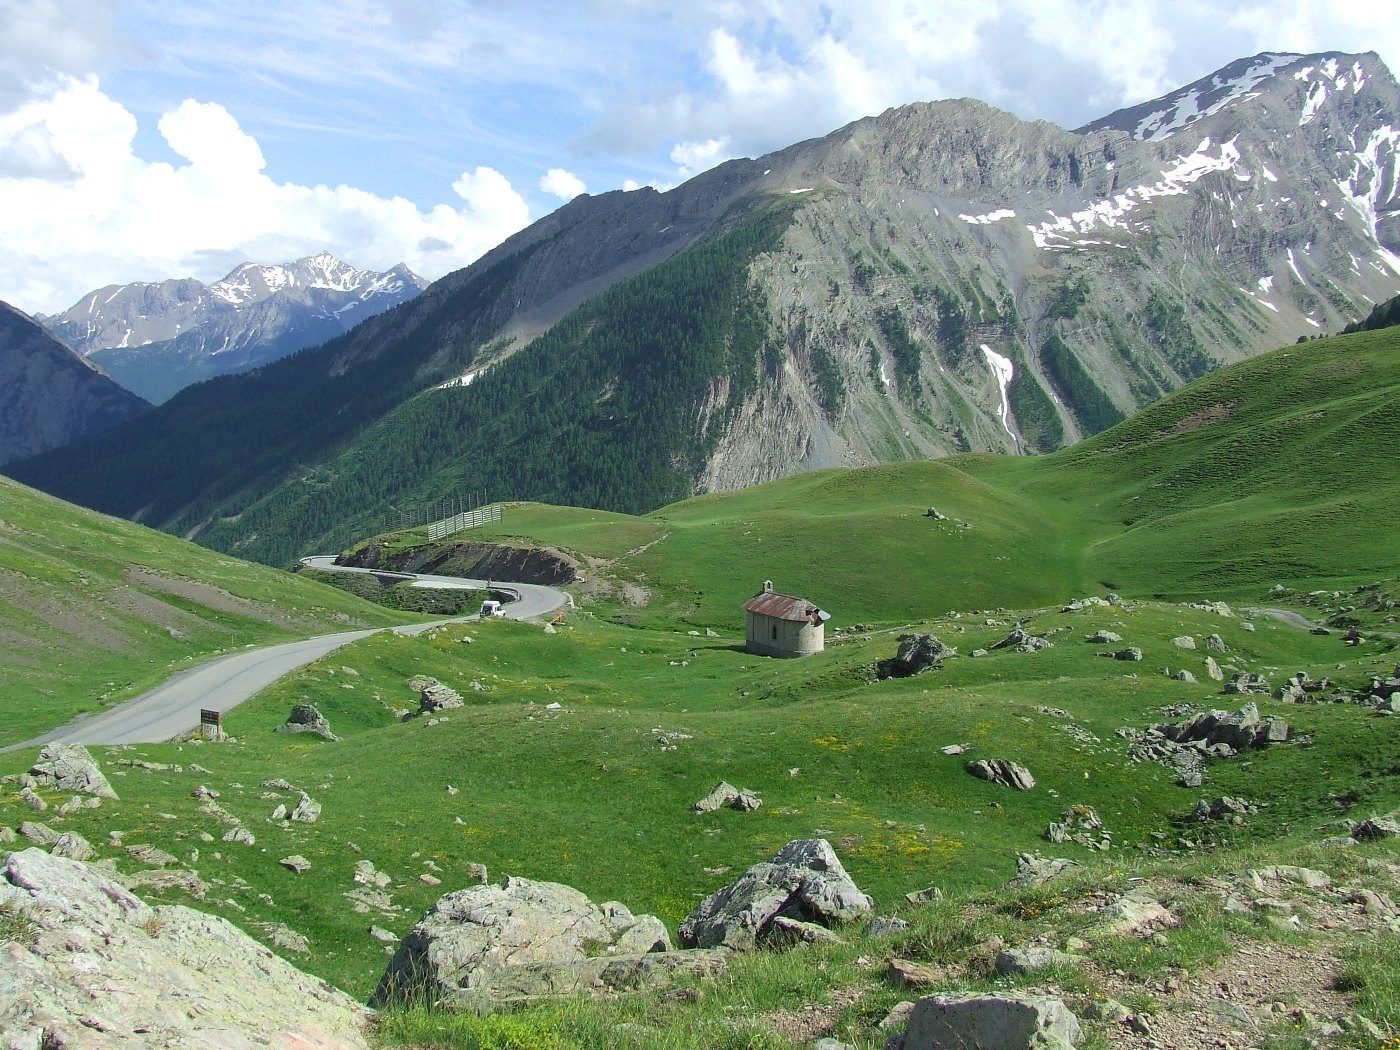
[7,49,1399,565]
[42,253,426,403]
[0,302,149,467]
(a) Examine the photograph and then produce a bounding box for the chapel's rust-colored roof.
[743,589,826,623]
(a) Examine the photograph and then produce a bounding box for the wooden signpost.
[200,708,223,741]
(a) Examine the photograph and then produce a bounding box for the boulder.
[1206,634,1228,652]
[1225,672,1271,696]
[994,947,1084,975]
[290,793,321,824]
[18,822,59,847]
[1205,656,1224,681]
[679,839,873,951]
[991,626,1053,653]
[1043,806,1109,848]
[1172,669,1198,684]
[898,994,1081,1050]
[280,855,312,874]
[1353,816,1400,841]
[374,875,722,1008]
[1160,702,1286,751]
[880,634,958,678]
[410,675,464,714]
[274,703,338,741]
[28,743,117,799]
[1086,630,1122,644]
[692,781,762,813]
[0,849,371,1048]
[1102,647,1142,661]
[49,832,94,862]
[966,759,1035,790]
[1006,853,1074,889]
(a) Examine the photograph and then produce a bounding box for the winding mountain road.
[9,561,569,750]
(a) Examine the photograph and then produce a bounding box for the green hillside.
[0,321,1397,1045]
[455,324,1400,628]
[0,475,416,744]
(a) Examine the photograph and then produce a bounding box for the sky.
[2,0,1397,315]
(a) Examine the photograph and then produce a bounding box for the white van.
[479,600,506,618]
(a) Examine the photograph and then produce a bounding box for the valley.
[0,321,1397,1047]
[2,36,1399,1050]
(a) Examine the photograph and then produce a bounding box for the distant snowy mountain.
[44,253,427,403]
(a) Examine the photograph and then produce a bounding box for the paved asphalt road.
[10,561,568,749]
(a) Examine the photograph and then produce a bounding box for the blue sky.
[1,0,1396,314]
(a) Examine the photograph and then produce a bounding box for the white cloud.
[0,77,531,313]
[539,166,587,200]
[669,137,731,178]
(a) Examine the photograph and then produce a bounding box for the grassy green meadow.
[0,325,1398,1046]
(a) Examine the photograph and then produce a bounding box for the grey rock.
[1006,853,1074,889]
[1086,890,1177,938]
[1171,636,1197,650]
[1104,647,1143,661]
[374,875,718,1007]
[881,633,958,677]
[1043,805,1109,848]
[1087,630,1122,644]
[370,925,400,943]
[679,838,873,951]
[222,828,255,846]
[290,793,321,824]
[1353,816,1400,841]
[354,860,392,888]
[279,855,312,874]
[49,832,94,862]
[813,1039,854,1050]
[125,843,178,867]
[18,822,59,847]
[0,848,369,1046]
[901,994,1081,1049]
[1206,634,1228,652]
[693,781,762,813]
[275,703,338,741]
[1173,669,1198,684]
[1205,656,1224,681]
[256,921,311,955]
[18,787,45,811]
[768,915,845,946]
[865,916,912,936]
[1225,672,1271,696]
[28,743,117,799]
[994,947,1084,975]
[967,758,1035,790]
[410,675,464,713]
[991,626,1053,653]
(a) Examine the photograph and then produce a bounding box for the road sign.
[200,709,222,741]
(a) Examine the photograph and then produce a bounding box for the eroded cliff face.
[340,539,578,587]
[693,53,1400,490]
[0,301,148,467]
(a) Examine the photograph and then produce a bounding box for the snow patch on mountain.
[981,344,1016,446]
[1028,137,1242,249]
[1128,53,1301,141]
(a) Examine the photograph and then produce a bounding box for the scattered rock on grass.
[279,855,312,874]
[374,876,724,1007]
[28,743,117,799]
[692,781,762,813]
[967,759,1035,791]
[679,839,873,951]
[892,994,1081,1050]
[879,634,958,678]
[1006,853,1074,889]
[275,703,338,741]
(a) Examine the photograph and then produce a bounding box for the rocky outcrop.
[374,876,724,1008]
[892,994,1081,1049]
[0,301,149,468]
[409,675,464,714]
[967,759,1036,790]
[991,627,1052,653]
[0,848,371,1048]
[274,703,338,740]
[878,634,958,678]
[679,839,873,951]
[693,781,762,813]
[1158,702,1288,753]
[28,743,117,799]
[342,540,578,586]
